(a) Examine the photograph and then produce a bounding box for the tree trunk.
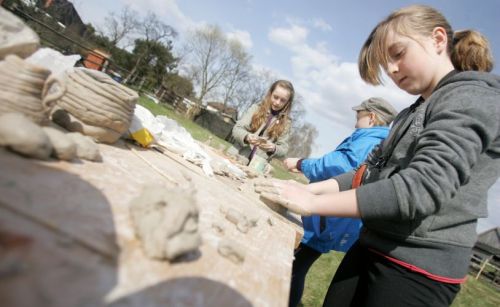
[123,52,146,84]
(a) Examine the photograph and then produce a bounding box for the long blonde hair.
[358,5,494,85]
[250,80,294,140]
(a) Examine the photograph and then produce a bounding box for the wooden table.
[0,140,302,307]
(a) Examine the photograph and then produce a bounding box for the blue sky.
[75,0,499,232]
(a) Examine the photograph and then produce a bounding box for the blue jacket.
[300,127,390,253]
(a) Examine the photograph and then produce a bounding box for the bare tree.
[290,93,306,123]
[232,68,276,117]
[287,94,318,157]
[184,25,251,104]
[123,12,177,84]
[287,122,318,157]
[100,6,139,46]
[219,39,251,111]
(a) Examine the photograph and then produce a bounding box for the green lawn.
[300,251,344,307]
[452,276,500,307]
[300,251,500,307]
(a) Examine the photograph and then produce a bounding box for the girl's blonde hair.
[358,5,494,85]
[250,80,294,140]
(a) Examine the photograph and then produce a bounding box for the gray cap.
[352,97,398,123]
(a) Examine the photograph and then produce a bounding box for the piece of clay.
[0,55,54,124]
[66,132,102,162]
[211,222,225,235]
[51,107,122,144]
[130,185,201,261]
[217,239,245,264]
[50,68,138,144]
[225,208,251,234]
[211,158,247,180]
[0,7,40,60]
[247,216,259,227]
[210,159,227,176]
[0,113,52,159]
[42,126,77,160]
[241,165,260,179]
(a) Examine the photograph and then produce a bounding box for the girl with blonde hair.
[256,5,499,306]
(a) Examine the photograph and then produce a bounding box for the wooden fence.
[470,253,500,286]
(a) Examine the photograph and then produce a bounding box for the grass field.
[300,251,500,307]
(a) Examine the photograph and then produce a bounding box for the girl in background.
[232,80,294,165]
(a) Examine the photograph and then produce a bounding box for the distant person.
[255,4,499,306]
[283,97,397,307]
[232,80,294,165]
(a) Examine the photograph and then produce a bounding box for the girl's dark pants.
[289,243,322,307]
[322,241,461,307]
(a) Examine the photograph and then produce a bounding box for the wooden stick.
[476,255,493,280]
[125,142,178,185]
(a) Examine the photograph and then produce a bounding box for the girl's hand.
[245,134,260,145]
[258,141,276,153]
[254,179,313,216]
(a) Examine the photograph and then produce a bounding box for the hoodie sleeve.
[301,148,358,182]
[301,130,386,182]
[356,84,500,221]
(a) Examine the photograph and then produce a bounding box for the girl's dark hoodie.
[335,70,500,280]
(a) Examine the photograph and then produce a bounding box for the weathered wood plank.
[0,141,301,307]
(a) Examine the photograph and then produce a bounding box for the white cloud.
[119,1,255,53]
[312,18,333,32]
[121,0,198,33]
[479,179,500,232]
[227,30,253,50]
[268,24,308,47]
[268,23,413,148]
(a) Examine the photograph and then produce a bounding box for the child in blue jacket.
[283,97,397,307]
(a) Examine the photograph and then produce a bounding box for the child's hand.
[258,141,276,153]
[284,158,300,172]
[254,179,313,216]
[245,134,259,145]
[254,178,305,192]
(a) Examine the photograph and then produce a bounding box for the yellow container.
[130,128,155,147]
